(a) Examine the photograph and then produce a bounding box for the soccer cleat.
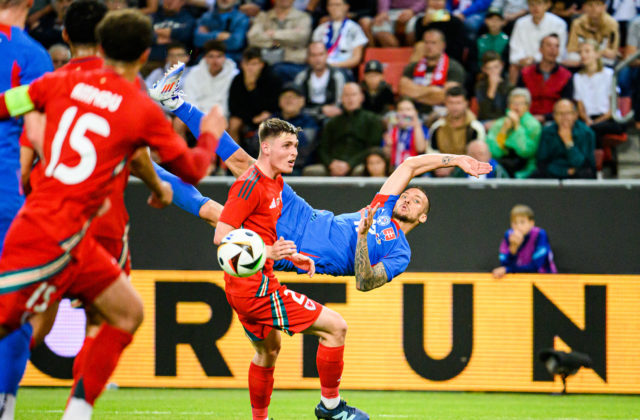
[148,61,185,111]
[315,399,369,420]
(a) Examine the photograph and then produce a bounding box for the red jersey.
[19,67,188,245]
[22,56,135,240]
[219,164,284,297]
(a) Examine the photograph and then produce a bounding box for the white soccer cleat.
[149,61,185,111]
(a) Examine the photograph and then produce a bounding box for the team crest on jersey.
[381,227,396,241]
[376,215,391,227]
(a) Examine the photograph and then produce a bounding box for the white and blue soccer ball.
[217,228,266,277]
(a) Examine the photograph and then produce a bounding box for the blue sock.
[0,323,33,395]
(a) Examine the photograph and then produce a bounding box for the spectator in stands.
[410,0,467,63]
[477,7,510,67]
[450,139,510,178]
[486,88,541,178]
[228,47,282,156]
[294,41,347,122]
[247,0,312,82]
[194,0,250,63]
[492,204,557,279]
[626,15,640,128]
[146,42,192,89]
[429,86,486,176]
[565,0,620,67]
[608,0,638,48]
[536,99,596,178]
[259,83,320,174]
[312,0,368,71]
[383,98,427,168]
[362,148,392,176]
[476,51,512,128]
[490,0,529,33]
[399,29,466,116]
[29,0,70,49]
[311,83,384,175]
[550,0,581,26]
[361,59,395,114]
[574,40,625,148]
[518,34,573,122]
[451,0,494,38]
[183,40,238,117]
[508,0,567,84]
[48,43,70,69]
[345,0,377,46]
[372,0,426,47]
[149,0,195,68]
[237,0,267,17]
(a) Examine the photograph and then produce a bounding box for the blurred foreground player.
[213,119,369,420]
[0,9,225,420]
[1,2,174,420]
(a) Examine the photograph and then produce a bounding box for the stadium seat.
[359,47,414,91]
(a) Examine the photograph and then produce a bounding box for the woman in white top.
[573,39,625,147]
[311,0,368,70]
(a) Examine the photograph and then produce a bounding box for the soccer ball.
[217,229,266,277]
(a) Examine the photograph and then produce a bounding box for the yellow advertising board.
[22,271,640,394]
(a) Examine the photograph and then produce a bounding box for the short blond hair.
[510,204,534,221]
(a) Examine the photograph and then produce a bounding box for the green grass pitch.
[17,388,640,419]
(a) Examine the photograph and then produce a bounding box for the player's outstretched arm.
[379,154,493,196]
[129,148,173,208]
[354,204,388,291]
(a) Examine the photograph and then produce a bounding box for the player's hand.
[200,105,228,141]
[492,266,507,279]
[267,236,297,260]
[357,203,380,236]
[147,181,173,209]
[286,253,316,277]
[454,155,493,178]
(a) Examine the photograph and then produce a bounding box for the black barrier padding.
[125,180,640,274]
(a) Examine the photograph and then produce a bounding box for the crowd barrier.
[23,271,640,394]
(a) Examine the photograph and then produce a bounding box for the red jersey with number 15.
[19,67,188,244]
[219,164,283,297]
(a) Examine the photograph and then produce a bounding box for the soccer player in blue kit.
[150,64,492,290]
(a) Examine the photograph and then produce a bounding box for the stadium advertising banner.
[22,271,640,393]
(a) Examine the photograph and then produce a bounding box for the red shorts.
[0,216,121,330]
[226,285,323,341]
[94,228,131,276]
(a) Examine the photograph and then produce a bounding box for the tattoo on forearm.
[442,155,454,165]
[355,235,388,291]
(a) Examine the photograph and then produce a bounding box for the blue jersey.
[274,190,411,281]
[0,24,53,253]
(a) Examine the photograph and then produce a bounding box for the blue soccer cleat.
[315,399,369,420]
[149,61,185,111]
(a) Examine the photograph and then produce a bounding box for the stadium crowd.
[28,0,640,177]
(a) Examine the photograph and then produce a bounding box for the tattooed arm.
[379,153,493,196]
[354,204,388,291]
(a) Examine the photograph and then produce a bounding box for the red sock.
[248,362,274,420]
[316,344,344,399]
[72,336,95,381]
[72,324,132,406]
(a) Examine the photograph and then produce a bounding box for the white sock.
[61,397,93,420]
[321,395,340,410]
[0,393,16,420]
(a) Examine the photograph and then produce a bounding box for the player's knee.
[114,294,144,333]
[331,315,348,341]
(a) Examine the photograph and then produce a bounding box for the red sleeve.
[219,178,260,228]
[142,100,190,162]
[27,72,59,111]
[0,94,8,118]
[19,130,32,148]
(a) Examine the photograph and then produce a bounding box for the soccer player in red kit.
[213,119,369,420]
[0,9,226,420]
